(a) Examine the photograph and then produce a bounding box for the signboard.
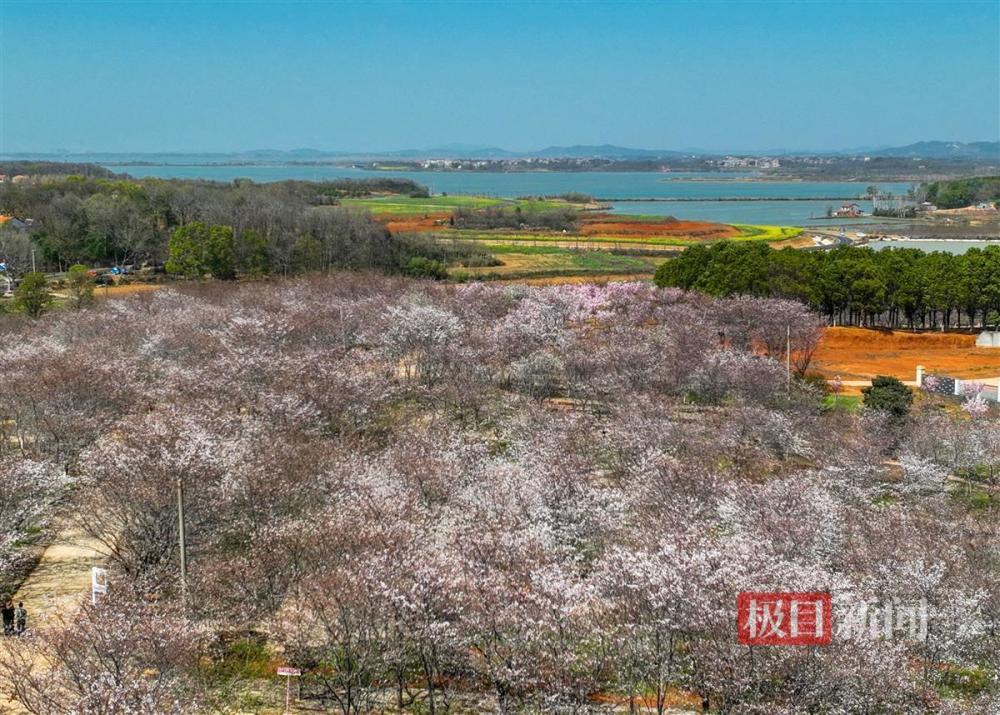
[277,666,302,713]
[91,566,108,605]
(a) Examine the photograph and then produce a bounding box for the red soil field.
[812,327,1000,382]
[580,214,739,239]
[382,214,451,233]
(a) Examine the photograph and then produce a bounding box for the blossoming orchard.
[0,275,997,713]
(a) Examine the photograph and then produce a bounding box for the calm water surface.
[107,164,912,226]
[609,199,891,225]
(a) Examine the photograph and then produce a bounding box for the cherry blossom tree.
[0,275,994,713]
[0,591,205,714]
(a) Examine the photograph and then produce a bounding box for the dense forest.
[655,241,1000,329]
[0,161,116,179]
[0,173,442,276]
[0,276,995,713]
[451,205,579,231]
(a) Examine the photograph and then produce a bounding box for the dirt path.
[831,378,918,395]
[12,522,105,628]
[0,523,105,712]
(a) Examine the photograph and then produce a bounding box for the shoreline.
[597,196,869,202]
[91,162,971,183]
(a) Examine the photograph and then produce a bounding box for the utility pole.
[786,324,792,396]
[340,304,347,352]
[31,249,35,273]
[176,477,188,607]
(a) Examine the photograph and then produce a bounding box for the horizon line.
[2,139,998,159]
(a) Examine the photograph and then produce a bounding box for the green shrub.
[938,664,992,696]
[206,633,272,681]
[405,256,448,280]
[14,272,52,318]
[862,376,913,420]
[66,264,95,309]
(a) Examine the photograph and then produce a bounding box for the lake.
[105,164,913,226]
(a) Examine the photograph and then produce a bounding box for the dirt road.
[12,522,106,627]
[0,523,106,712]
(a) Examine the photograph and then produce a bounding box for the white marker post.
[276,666,301,713]
[91,567,108,605]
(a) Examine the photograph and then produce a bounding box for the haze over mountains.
[2,140,996,163]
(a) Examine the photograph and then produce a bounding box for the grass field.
[437,230,694,248]
[441,227,798,247]
[822,394,862,411]
[454,245,661,280]
[730,224,803,241]
[339,195,507,214]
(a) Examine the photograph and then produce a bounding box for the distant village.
[713,156,781,169]
[359,155,787,173]
[353,151,997,180]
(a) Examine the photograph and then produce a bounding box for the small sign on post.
[276,667,302,713]
[91,567,108,605]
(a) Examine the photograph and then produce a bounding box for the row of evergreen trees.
[654,241,1000,329]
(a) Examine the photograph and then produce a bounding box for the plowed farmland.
[383,213,451,233]
[578,213,739,239]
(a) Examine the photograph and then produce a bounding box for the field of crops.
[344,193,804,280]
[452,244,662,281]
[436,227,799,247]
[730,224,804,241]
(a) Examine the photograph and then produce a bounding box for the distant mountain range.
[857,141,1000,160]
[3,141,996,162]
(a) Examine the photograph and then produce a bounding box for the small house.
[833,202,863,218]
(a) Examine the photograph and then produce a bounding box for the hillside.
[871,141,1000,160]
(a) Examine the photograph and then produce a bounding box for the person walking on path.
[14,601,26,635]
[1,597,14,635]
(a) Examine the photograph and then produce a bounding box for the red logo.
[737,591,832,646]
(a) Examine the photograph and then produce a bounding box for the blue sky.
[1,0,997,153]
